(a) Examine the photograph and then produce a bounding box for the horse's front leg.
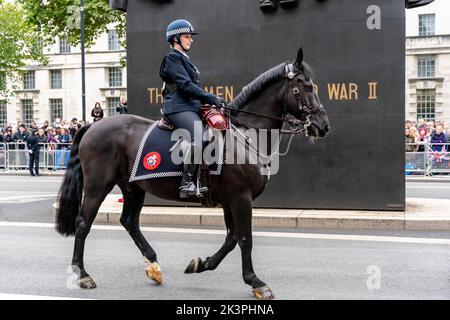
[185,204,237,273]
[230,193,274,300]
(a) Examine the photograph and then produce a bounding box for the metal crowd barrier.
[406,143,450,176]
[0,143,71,173]
[1,141,450,176]
[0,143,6,171]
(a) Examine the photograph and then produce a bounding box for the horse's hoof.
[184,257,202,274]
[252,286,275,300]
[146,262,163,285]
[77,276,97,289]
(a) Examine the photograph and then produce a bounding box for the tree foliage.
[0,0,48,94]
[18,0,126,48]
[1,0,126,95]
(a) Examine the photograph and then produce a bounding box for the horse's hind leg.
[118,183,162,285]
[72,181,114,289]
[185,204,237,273]
[230,194,274,300]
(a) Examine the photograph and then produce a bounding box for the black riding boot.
[179,163,198,198]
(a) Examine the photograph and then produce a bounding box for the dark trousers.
[166,111,205,164]
[29,151,39,176]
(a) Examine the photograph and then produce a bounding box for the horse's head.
[282,47,330,138]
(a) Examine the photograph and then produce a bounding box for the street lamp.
[80,0,86,123]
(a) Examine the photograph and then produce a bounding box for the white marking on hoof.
[145,260,163,285]
[252,286,275,300]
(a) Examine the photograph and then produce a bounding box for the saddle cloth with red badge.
[129,120,225,182]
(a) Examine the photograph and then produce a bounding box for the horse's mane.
[229,61,314,109]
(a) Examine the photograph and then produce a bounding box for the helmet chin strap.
[174,35,190,52]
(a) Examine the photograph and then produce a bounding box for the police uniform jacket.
[159,49,218,115]
[26,134,40,154]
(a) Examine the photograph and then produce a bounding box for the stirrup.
[195,186,209,198]
[179,182,197,199]
[195,169,208,197]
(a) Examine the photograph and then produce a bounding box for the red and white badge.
[143,152,161,171]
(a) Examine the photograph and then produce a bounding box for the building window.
[108,67,122,87]
[59,38,71,54]
[22,99,34,126]
[0,73,5,91]
[419,14,435,36]
[0,100,6,128]
[50,99,63,124]
[50,70,62,89]
[417,55,435,78]
[23,71,35,90]
[107,97,120,116]
[417,89,435,121]
[108,30,120,51]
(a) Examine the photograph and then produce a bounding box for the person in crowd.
[26,128,40,176]
[405,128,417,152]
[56,128,71,149]
[416,127,428,152]
[13,124,29,150]
[42,120,50,132]
[16,121,23,131]
[430,125,447,152]
[53,118,59,127]
[116,96,128,114]
[409,126,418,139]
[405,120,412,129]
[91,102,104,122]
[3,126,13,145]
[69,118,79,138]
[37,128,47,144]
[47,128,58,150]
[30,120,38,131]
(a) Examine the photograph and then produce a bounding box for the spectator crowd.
[0,118,83,150]
[405,119,450,152]
[0,97,128,150]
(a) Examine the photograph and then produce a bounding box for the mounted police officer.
[160,19,224,199]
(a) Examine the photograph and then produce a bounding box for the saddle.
[157,106,227,208]
[158,105,229,131]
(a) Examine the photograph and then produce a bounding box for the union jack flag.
[429,148,450,163]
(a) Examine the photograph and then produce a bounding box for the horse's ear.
[295,47,304,67]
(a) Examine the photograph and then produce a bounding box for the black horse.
[56,47,330,300]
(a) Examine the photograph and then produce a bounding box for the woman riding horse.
[160,19,224,198]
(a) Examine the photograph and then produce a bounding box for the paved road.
[0,222,449,300]
[406,181,450,199]
[0,176,449,223]
[0,176,449,300]
[0,176,120,223]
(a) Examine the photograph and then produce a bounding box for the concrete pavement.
[53,195,450,231]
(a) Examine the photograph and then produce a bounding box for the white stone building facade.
[0,27,126,128]
[405,0,450,122]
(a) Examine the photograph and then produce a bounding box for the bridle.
[220,62,324,135]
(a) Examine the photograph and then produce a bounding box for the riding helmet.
[166,19,198,43]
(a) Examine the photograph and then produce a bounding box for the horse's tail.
[56,124,92,236]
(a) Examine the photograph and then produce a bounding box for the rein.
[221,62,323,136]
[217,62,326,163]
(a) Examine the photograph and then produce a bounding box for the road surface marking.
[407,186,450,189]
[0,194,58,203]
[0,178,62,182]
[0,293,88,300]
[0,221,450,245]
